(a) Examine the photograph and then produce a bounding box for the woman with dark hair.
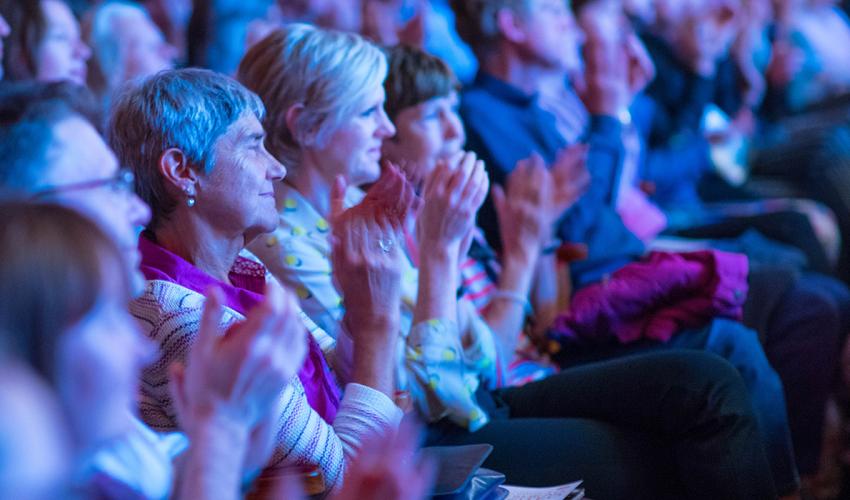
[0,0,89,83]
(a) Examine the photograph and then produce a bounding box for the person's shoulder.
[133,280,205,307]
[459,82,497,113]
[130,280,207,326]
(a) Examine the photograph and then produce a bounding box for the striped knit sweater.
[130,279,403,491]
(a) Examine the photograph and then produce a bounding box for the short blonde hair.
[237,23,387,171]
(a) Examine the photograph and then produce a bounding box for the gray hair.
[237,23,387,171]
[107,68,265,231]
[87,1,150,94]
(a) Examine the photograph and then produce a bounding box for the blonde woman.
[238,25,776,498]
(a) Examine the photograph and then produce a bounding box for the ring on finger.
[377,237,394,254]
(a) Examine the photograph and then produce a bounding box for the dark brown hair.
[383,44,459,122]
[0,0,49,81]
[0,200,129,382]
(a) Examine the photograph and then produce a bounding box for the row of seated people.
[2,0,850,498]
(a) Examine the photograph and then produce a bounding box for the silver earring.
[184,187,196,207]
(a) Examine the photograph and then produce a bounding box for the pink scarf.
[138,235,340,423]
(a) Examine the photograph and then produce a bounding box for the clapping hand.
[169,282,307,479]
[416,151,488,267]
[330,175,404,396]
[330,175,405,337]
[494,148,589,263]
[169,283,306,431]
[361,161,421,227]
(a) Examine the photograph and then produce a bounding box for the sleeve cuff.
[341,383,404,427]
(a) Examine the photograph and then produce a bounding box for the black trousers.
[426,351,776,500]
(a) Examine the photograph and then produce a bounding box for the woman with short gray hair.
[108,67,407,492]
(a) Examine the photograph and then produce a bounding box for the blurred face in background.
[514,0,584,72]
[38,116,152,294]
[55,252,154,446]
[112,9,176,84]
[382,91,465,188]
[36,0,90,85]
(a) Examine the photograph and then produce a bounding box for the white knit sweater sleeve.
[131,281,402,492]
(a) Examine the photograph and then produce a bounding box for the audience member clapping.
[381,43,588,382]
[0,80,336,498]
[107,67,405,492]
[3,0,850,497]
[237,23,780,498]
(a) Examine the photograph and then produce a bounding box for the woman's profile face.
[36,0,90,85]
[312,84,396,187]
[194,112,287,244]
[113,10,176,86]
[55,256,154,442]
[381,92,464,188]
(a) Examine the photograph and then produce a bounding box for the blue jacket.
[460,72,644,288]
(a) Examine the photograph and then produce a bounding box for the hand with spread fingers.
[169,283,305,431]
[170,282,307,498]
[494,147,589,265]
[493,153,551,265]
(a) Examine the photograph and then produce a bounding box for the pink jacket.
[551,250,749,344]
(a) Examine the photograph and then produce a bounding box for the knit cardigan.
[130,279,403,491]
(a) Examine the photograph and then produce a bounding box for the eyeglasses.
[31,168,135,200]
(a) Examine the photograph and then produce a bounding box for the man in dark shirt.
[450,0,848,491]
